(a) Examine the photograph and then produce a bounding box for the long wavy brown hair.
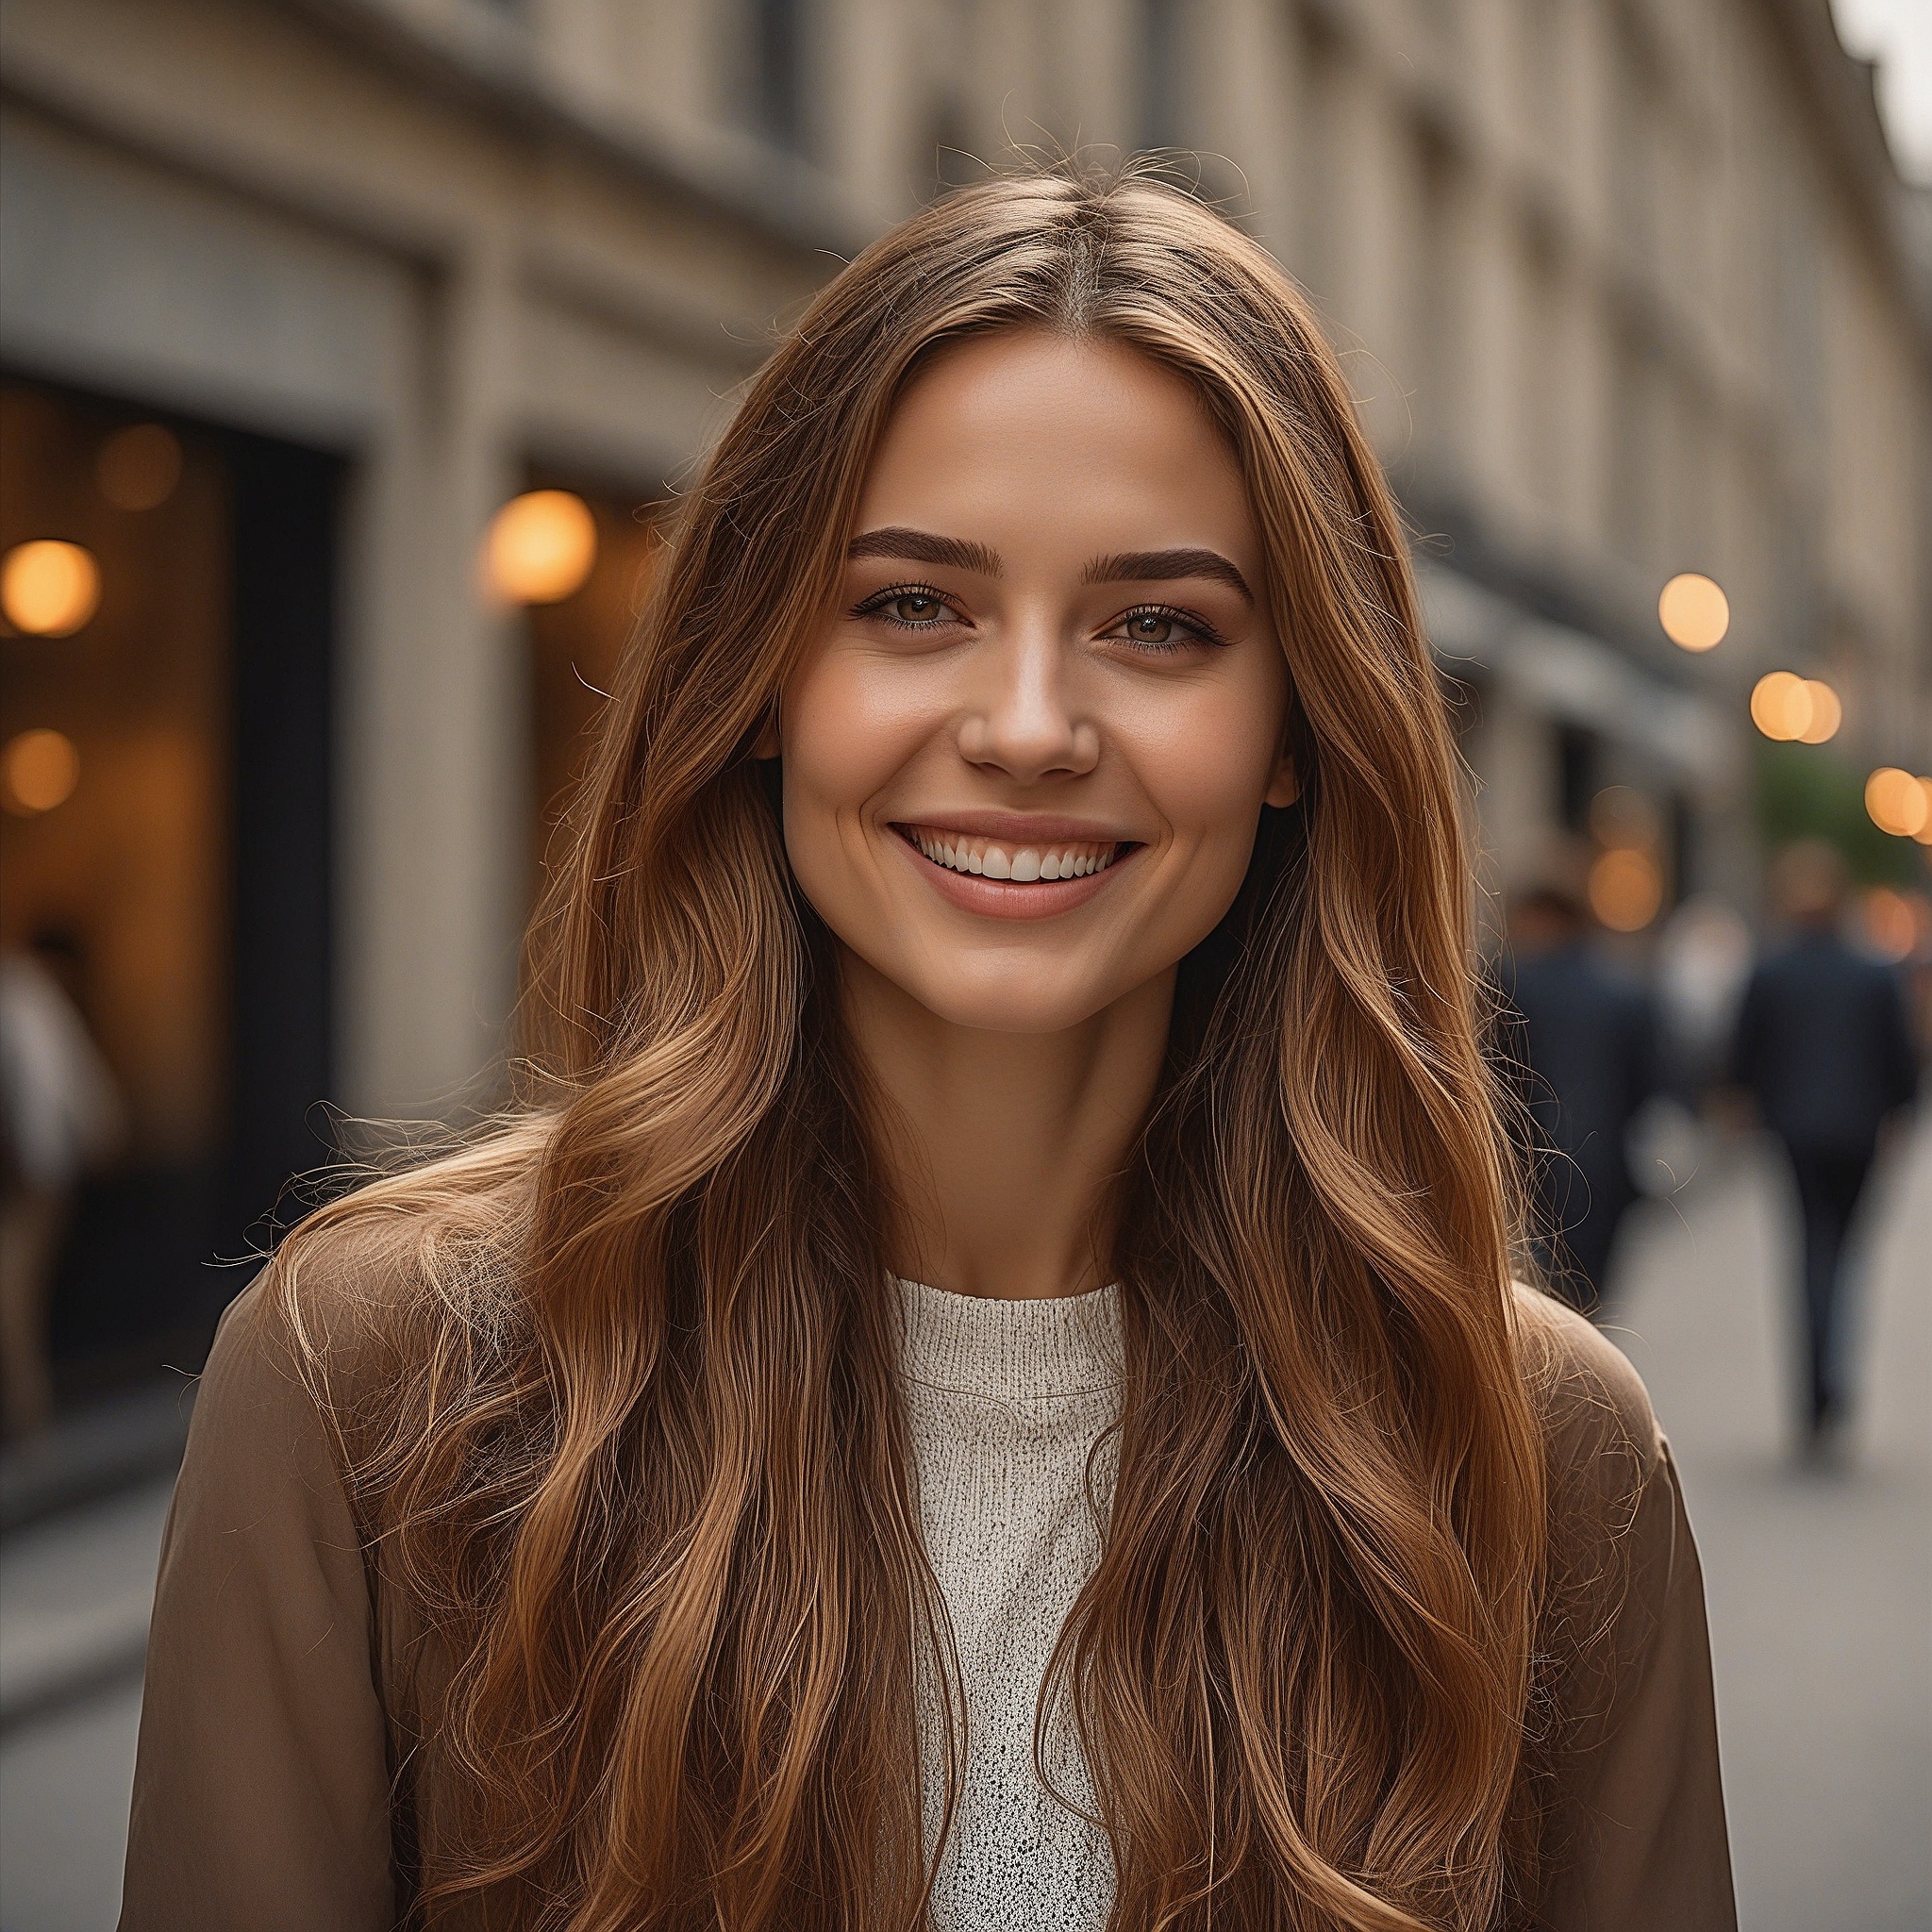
[278,166,1548,1931]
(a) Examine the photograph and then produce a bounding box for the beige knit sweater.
[899,1276,1123,1931]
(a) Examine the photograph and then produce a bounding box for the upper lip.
[887,809,1141,844]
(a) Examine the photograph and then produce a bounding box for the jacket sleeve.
[1535,1439,1737,1931]
[119,1278,397,1932]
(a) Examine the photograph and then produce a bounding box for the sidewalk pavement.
[1607,1117,1932,1932]
[0,1478,169,1932]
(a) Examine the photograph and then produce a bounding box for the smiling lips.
[897,824,1126,883]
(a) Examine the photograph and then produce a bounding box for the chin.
[891,957,1131,1037]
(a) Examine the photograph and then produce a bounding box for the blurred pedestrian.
[1654,894,1754,1104]
[1501,869,1659,1314]
[1732,841,1920,1450]
[0,936,124,1438]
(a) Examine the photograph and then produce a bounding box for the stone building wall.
[3,0,1924,1131]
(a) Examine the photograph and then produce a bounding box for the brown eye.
[892,592,944,624]
[1125,611,1175,644]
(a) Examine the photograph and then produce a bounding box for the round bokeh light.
[1658,573,1729,652]
[1,541,102,637]
[2,728,80,815]
[484,491,597,605]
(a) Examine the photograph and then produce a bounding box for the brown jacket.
[119,1270,1735,1930]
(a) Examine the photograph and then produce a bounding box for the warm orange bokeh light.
[484,491,597,605]
[1,540,102,637]
[2,728,80,815]
[1658,573,1729,652]
[96,422,184,511]
[1866,767,1931,839]
[1794,679,1840,744]
[1589,847,1663,932]
[1750,671,1806,741]
[1916,782,1932,847]
[1861,888,1919,963]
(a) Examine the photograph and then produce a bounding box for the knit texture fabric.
[899,1276,1123,1931]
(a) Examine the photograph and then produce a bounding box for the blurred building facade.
[2,0,1928,1374]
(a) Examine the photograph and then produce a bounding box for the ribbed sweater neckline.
[896,1277,1123,1402]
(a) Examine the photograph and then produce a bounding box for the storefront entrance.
[0,377,339,1410]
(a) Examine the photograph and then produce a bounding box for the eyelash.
[851,582,959,629]
[850,584,1229,652]
[1110,603,1229,653]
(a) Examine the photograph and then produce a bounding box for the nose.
[956,624,1100,783]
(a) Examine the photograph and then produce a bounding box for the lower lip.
[891,832,1135,921]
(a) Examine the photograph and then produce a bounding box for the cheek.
[778,651,924,862]
[1127,679,1287,858]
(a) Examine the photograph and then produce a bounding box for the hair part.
[278,158,1548,1931]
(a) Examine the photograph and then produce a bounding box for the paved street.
[0,1480,167,1932]
[0,1124,1926,1931]
[1607,1116,1932,1932]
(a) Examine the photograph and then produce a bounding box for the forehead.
[856,330,1257,564]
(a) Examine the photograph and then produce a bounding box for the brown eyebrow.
[1082,548,1255,604]
[847,526,1004,575]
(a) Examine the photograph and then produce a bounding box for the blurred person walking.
[1654,895,1754,1104]
[0,937,123,1437]
[1501,869,1659,1314]
[1732,841,1920,1450]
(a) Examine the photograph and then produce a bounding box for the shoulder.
[1511,1285,1666,1557]
[1513,1284,1662,1468]
[206,1133,541,1467]
[1511,1285,1701,1712]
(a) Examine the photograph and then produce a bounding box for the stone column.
[336,227,529,1121]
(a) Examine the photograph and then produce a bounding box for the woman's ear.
[1264,751,1300,809]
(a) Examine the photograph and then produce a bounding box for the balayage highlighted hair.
[279,166,1550,1930]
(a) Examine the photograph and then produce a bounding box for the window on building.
[1141,0,1190,153]
[1609,13,1660,271]
[1607,323,1658,566]
[1521,218,1563,516]
[1557,722,1597,833]
[1295,14,1346,307]
[749,0,808,153]
[926,93,979,198]
[1412,121,1463,470]
[1515,0,1563,155]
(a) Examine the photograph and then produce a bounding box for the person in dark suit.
[1501,878,1659,1315]
[1732,841,1921,1447]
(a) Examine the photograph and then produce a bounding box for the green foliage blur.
[1755,741,1925,885]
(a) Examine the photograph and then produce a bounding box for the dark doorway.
[1,378,341,1407]
[224,429,340,1265]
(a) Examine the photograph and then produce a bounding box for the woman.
[122,169,1732,1932]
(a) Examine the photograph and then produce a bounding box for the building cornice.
[276,0,869,263]
[1764,0,1932,340]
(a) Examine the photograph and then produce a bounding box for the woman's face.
[777,329,1296,1035]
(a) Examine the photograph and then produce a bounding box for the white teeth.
[906,828,1119,882]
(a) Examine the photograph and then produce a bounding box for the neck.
[840,952,1173,1301]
